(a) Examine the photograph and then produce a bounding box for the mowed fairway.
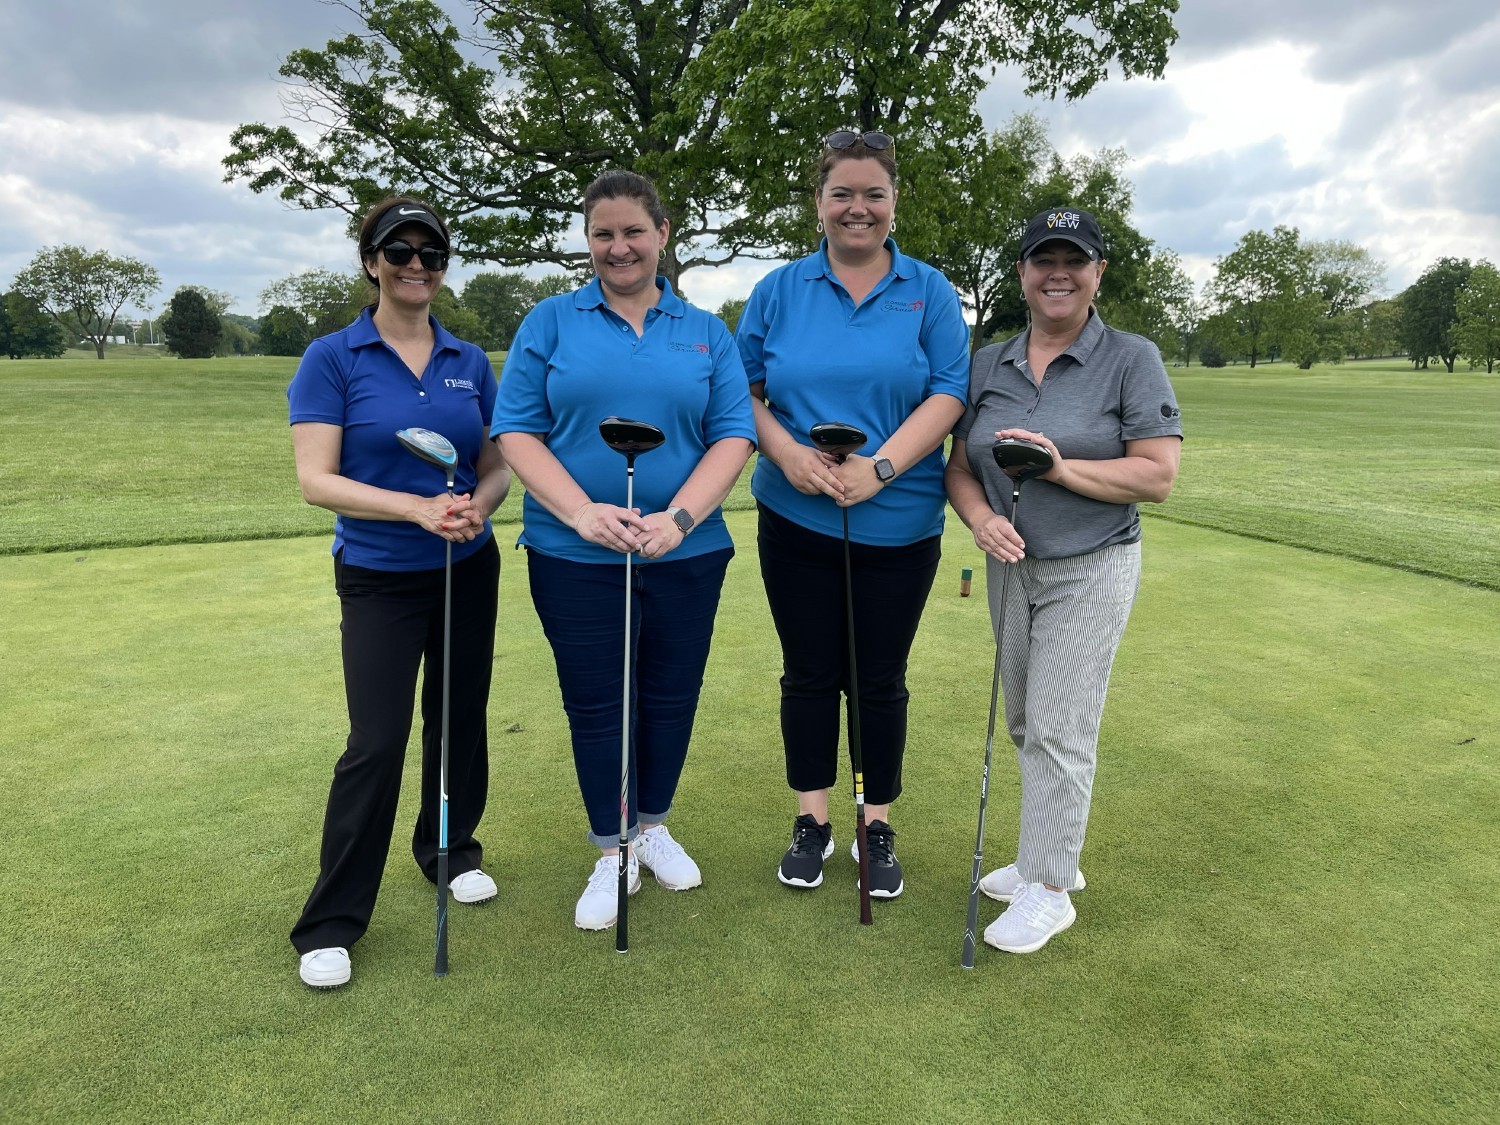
[0,356,1497,1122]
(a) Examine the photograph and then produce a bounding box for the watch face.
[671,508,695,532]
[875,457,895,482]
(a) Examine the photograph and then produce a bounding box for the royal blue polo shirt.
[287,307,499,571]
[736,240,969,546]
[491,276,757,565]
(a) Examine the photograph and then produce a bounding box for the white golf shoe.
[983,884,1076,954]
[450,869,498,904]
[979,863,1086,903]
[298,947,351,989]
[633,824,702,890]
[575,853,641,930]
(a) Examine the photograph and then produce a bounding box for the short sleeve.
[287,337,347,426]
[491,305,558,437]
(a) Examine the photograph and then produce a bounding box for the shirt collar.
[346,305,462,353]
[573,275,684,318]
[1000,308,1104,369]
[799,237,915,282]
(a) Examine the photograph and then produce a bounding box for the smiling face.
[364,222,446,310]
[816,156,895,260]
[587,196,668,302]
[1017,240,1107,333]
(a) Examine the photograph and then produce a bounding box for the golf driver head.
[809,421,868,463]
[993,437,1053,482]
[599,417,666,456]
[396,427,458,487]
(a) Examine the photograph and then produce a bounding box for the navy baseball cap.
[365,202,449,251]
[1019,207,1105,261]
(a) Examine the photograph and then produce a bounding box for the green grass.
[3,357,1496,589]
[0,518,1496,1122]
[1,354,1497,1121]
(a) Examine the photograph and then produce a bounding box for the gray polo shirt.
[953,312,1183,559]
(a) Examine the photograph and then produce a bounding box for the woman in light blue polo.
[736,130,969,898]
[493,170,755,931]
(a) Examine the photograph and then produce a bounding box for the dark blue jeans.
[526,546,733,847]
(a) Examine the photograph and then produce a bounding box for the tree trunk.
[93,337,106,359]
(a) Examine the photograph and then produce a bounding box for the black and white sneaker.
[778,814,835,888]
[853,819,904,898]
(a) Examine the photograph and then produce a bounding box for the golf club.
[808,421,874,926]
[598,416,666,953]
[395,426,459,978]
[961,436,1053,969]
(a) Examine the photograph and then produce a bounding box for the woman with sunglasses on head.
[737,129,969,898]
[492,170,755,931]
[945,207,1181,954]
[286,197,511,988]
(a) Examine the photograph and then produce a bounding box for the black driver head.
[993,437,1054,482]
[808,421,868,464]
[599,417,666,456]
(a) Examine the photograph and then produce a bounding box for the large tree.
[1,291,67,359]
[1455,260,1500,374]
[260,269,369,338]
[12,246,160,359]
[224,0,1177,296]
[1206,227,1313,368]
[461,271,570,351]
[1399,257,1474,372]
[161,287,224,359]
[930,115,1170,353]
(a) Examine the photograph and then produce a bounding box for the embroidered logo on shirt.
[880,299,924,313]
[444,378,477,391]
[1161,403,1180,419]
[668,342,711,354]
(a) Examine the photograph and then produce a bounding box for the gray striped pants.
[986,541,1141,889]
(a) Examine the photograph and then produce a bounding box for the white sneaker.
[450,869,498,904]
[298,947,351,989]
[633,824,702,890]
[983,884,1076,954]
[979,863,1086,903]
[575,853,641,930]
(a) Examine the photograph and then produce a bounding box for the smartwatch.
[872,455,896,483]
[668,506,695,534]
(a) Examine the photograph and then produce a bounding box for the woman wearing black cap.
[945,207,1182,955]
[286,197,511,988]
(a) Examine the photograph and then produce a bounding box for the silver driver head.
[396,427,458,489]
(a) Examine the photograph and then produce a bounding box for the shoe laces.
[790,819,826,856]
[641,825,685,863]
[587,855,627,894]
[864,823,895,867]
[1014,884,1062,926]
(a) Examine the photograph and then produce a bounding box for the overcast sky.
[1,0,1496,321]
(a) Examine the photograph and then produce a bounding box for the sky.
[1,0,1496,322]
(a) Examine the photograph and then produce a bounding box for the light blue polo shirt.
[736,240,969,545]
[491,276,757,565]
[287,307,499,571]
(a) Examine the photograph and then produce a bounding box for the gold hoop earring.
[659,247,666,260]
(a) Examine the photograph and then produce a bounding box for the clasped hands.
[781,444,885,507]
[573,502,685,558]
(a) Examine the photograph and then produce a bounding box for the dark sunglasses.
[378,241,449,271]
[824,129,894,151]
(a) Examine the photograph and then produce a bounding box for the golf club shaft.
[961,480,1022,969]
[842,505,873,926]
[436,506,453,977]
[618,460,635,954]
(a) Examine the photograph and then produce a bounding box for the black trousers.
[291,538,499,954]
[756,504,941,806]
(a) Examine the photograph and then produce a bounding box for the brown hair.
[816,139,898,193]
[582,170,667,230]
